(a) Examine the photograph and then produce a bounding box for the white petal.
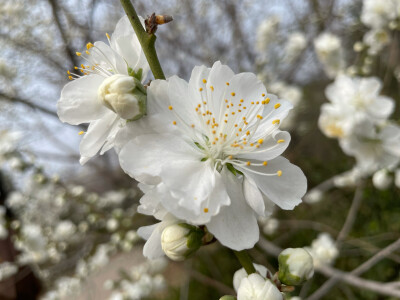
[57,74,107,125]
[243,176,265,216]
[92,41,128,75]
[79,112,120,164]
[238,131,291,161]
[207,169,259,250]
[368,96,395,119]
[118,134,202,184]
[233,264,269,292]
[238,157,306,210]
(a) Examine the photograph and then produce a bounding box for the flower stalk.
[233,250,256,275]
[120,0,166,80]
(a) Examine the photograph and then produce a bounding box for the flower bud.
[278,248,314,286]
[161,223,204,261]
[219,296,237,300]
[237,273,283,300]
[372,169,392,190]
[98,74,146,120]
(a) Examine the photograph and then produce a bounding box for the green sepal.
[200,157,208,162]
[128,67,143,81]
[226,163,243,176]
[278,254,303,286]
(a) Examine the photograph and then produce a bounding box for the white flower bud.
[372,169,392,190]
[161,224,204,261]
[233,264,269,292]
[219,296,237,300]
[54,221,76,241]
[237,273,283,300]
[278,248,314,286]
[395,169,400,188]
[98,74,146,120]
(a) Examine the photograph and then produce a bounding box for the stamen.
[168,105,173,110]
[274,103,281,109]
[78,131,85,135]
[277,139,285,143]
[277,170,282,177]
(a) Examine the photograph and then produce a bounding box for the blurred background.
[0,0,400,299]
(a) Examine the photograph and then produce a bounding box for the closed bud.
[161,223,204,261]
[372,169,392,190]
[237,274,283,300]
[98,73,146,120]
[278,248,314,286]
[219,296,237,300]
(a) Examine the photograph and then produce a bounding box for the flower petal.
[57,74,108,125]
[243,176,265,216]
[79,111,119,164]
[239,156,306,210]
[207,169,259,250]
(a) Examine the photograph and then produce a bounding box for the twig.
[336,183,364,245]
[0,92,57,117]
[120,0,166,80]
[257,237,400,299]
[233,250,256,275]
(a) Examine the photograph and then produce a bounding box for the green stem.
[233,250,256,275]
[120,0,166,80]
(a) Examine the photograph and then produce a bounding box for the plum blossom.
[57,16,149,164]
[361,0,399,29]
[314,33,345,78]
[306,233,338,268]
[120,61,307,253]
[237,273,283,300]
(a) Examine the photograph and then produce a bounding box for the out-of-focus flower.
[57,16,149,164]
[120,61,307,252]
[0,262,18,281]
[314,33,345,78]
[372,169,392,190]
[363,28,391,55]
[256,17,280,53]
[278,248,314,286]
[361,0,399,29]
[285,32,307,61]
[306,233,338,268]
[0,206,8,239]
[258,217,279,235]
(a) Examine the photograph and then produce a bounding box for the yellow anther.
[224,120,228,123]
[168,105,173,110]
[238,109,242,112]
[203,101,207,105]
[238,128,242,132]
[225,99,228,103]
[67,70,71,75]
[246,131,250,135]
[277,170,282,177]
[81,64,85,69]
[172,121,177,125]
[262,93,265,97]
[238,104,242,106]
[232,112,235,115]
[240,99,244,103]
[256,145,260,148]
[191,124,195,128]
[258,139,264,144]
[256,101,259,104]
[246,161,251,166]
[212,141,216,144]
[242,117,246,120]
[85,50,90,55]
[212,130,216,134]
[203,79,207,83]
[226,105,230,109]
[195,108,199,112]
[243,106,247,109]
[198,104,201,107]
[265,98,270,104]
[204,208,209,213]
[68,76,73,80]
[74,66,78,69]
[78,131,85,135]
[277,139,285,144]
[76,52,81,56]
[243,141,247,144]
[199,87,203,92]
[234,124,238,127]
[274,103,281,109]
[106,33,110,39]
[206,120,210,125]
[228,155,233,159]
[210,85,214,91]
[250,143,254,147]
[272,119,280,125]
[225,114,228,117]
[251,101,254,104]
[231,92,236,96]
[86,42,94,49]
[226,82,230,85]
[257,115,263,119]
[263,161,268,166]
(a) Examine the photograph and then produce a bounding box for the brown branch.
[0,92,57,117]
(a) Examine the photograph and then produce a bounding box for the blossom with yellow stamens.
[119,61,307,256]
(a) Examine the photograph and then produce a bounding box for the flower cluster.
[318,74,400,182]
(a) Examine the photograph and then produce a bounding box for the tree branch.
[0,92,57,117]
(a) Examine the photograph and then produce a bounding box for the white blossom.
[372,169,392,190]
[314,33,345,78]
[361,0,399,29]
[363,28,391,55]
[233,263,269,292]
[278,248,314,285]
[57,16,149,164]
[306,233,338,268]
[0,262,18,281]
[285,32,307,61]
[120,61,307,253]
[256,17,280,53]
